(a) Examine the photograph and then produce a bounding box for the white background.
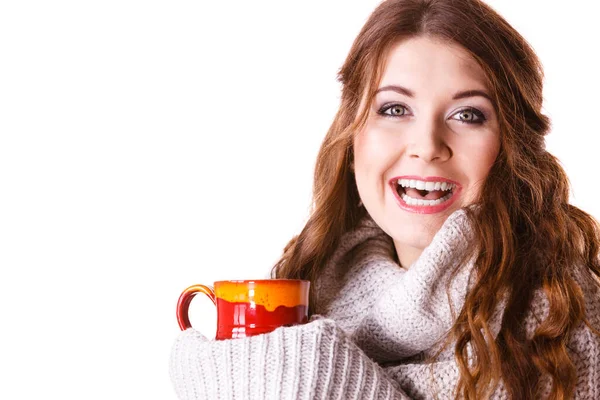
[1,1,598,398]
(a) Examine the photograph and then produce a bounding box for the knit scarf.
[313,207,490,364]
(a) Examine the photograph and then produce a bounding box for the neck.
[393,240,423,269]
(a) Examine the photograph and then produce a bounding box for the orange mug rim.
[213,279,310,284]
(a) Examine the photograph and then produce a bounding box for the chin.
[365,198,460,248]
[393,225,438,249]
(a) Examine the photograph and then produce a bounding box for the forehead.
[378,36,489,91]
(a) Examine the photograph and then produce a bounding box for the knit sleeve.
[169,318,412,400]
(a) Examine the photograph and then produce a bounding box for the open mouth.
[395,178,457,207]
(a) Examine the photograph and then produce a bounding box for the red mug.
[176,279,310,340]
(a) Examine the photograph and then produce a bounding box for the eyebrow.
[375,85,493,103]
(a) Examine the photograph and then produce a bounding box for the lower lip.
[391,183,461,214]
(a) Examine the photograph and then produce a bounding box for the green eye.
[385,105,407,116]
[452,108,486,124]
[377,103,408,118]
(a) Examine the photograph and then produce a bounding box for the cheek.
[354,130,388,200]
[354,129,377,166]
[353,126,400,174]
[474,136,500,176]
[459,136,500,200]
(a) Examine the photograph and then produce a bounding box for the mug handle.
[176,284,216,330]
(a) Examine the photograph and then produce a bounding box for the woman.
[170,0,600,398]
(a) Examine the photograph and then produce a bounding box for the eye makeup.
[374,101,491,125]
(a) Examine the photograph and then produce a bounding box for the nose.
[407,120,451,163]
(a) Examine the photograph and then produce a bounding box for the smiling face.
[353,35,501,268]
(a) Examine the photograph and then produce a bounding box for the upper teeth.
[397,179,455,191]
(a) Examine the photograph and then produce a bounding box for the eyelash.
[377,103,487,125]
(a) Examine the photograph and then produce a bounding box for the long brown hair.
[271,0,600,398]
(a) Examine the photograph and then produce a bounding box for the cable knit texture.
[170,209,600,399]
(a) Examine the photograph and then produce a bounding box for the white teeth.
[397,179,455,192]
[401,191,454,207]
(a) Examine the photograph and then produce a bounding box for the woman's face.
[353,36,500,268]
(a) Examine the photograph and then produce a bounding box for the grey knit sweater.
[169,209,600,399]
